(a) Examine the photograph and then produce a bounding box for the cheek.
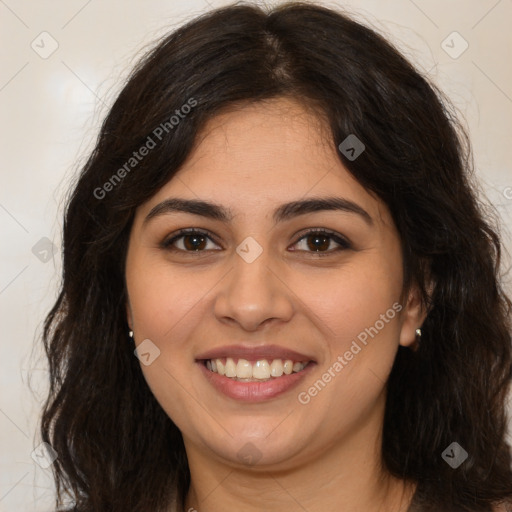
[297,259,402,352]
[126,258,214,429]
[126,255,212,343]
[298,256,403,413]
[293,281,401,433]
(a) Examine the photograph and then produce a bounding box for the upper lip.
[195,344,316,362]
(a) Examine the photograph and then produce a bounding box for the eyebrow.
[144,196,373,226]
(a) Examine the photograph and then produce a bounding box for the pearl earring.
[128,330,134,339]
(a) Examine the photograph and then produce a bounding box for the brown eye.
[182,233,207,251]
[162,229,221,252]
[291,229,351,254]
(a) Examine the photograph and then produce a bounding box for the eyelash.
[161,227,351,256]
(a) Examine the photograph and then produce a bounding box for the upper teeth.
[206,357,307,380]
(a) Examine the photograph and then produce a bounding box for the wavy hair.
[40,2,512,511]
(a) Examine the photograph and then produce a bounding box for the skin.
[125,97,427,512]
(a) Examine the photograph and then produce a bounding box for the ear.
[399,283,429,351]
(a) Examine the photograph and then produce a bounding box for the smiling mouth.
[200,357,313,382]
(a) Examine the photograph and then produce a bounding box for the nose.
[213,243,295,331]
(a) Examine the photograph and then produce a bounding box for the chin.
[192,424,311,469]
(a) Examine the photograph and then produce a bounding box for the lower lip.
[197,361,316,402]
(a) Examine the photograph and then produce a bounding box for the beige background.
[1,0,511,510]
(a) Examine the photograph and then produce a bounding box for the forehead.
[184,97,334,174]
[136,97,391,228]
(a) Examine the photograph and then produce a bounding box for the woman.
[40,2,512,511]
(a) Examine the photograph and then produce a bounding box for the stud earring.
[414,328,422,349]
[410,328,422,352]
[128,330,134,339]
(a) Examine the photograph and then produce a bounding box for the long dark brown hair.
[40,2,512,511]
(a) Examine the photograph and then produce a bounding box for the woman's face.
[125,97,423,470]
